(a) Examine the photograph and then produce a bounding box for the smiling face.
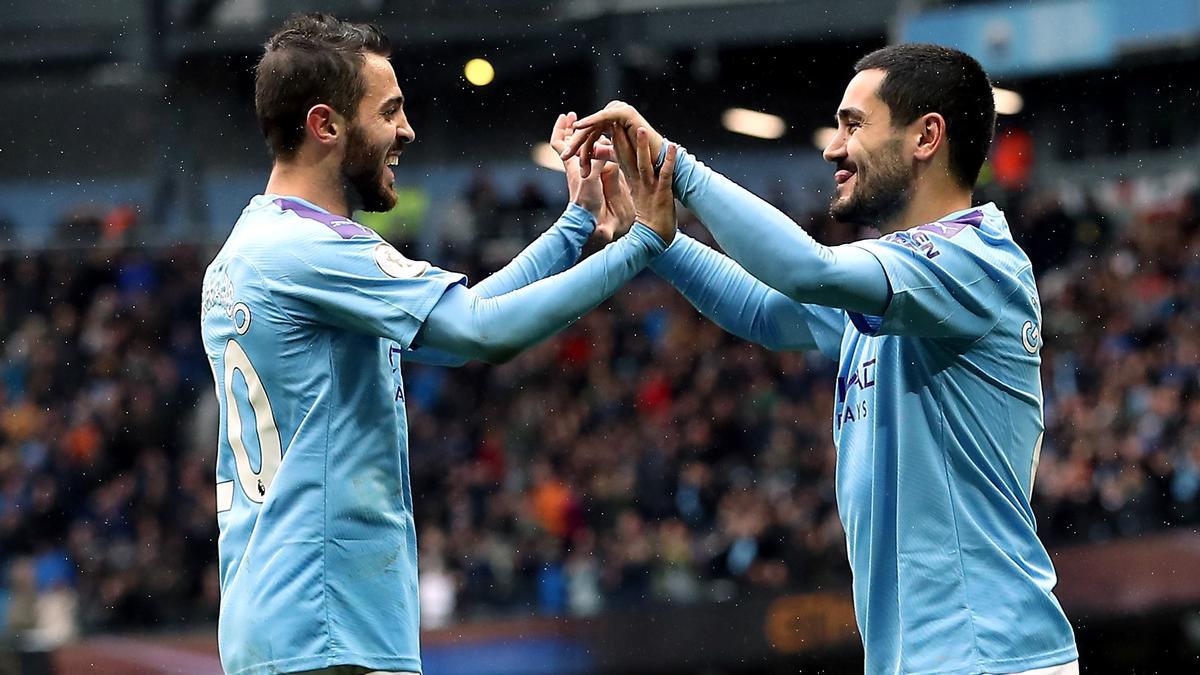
[822,69,915,228]
[341,52,415,212]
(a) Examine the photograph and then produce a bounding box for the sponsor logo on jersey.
[884,230,941,259]
[837,358,877,402]
[885,210,983,259]
[835,359,877,430]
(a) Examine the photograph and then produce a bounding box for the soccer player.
[564,44,1079,674]
[200,13,678,675]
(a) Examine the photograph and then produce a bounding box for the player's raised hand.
[550,113,590,207]
[548,111,575,155]
[551,112,614,224]
[561,101,664,178]
[630,128,677,245]
[595,163,635,242]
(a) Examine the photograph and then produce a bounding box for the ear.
[305,104,343,147]
[912,112,946,163]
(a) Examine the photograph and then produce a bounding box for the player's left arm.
[271,233,466,350]
[402,203,596,366]
[415,222,667,364]
[406,113,634,366]
[415,138,676,363]
[272,221,660,360]
[464,112,624,299]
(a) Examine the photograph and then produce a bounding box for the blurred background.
[1,0,1199,673]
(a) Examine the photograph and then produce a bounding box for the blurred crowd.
[1,177,1198,653]
[0,239,217,658]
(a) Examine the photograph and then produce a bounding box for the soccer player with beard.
[200,13,680,675]
[565,44,1078,674]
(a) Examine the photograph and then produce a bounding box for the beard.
[342,124,396,213]
[829,138,912,228]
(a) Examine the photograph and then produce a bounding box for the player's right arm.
[566,103,889,317]
[564,103,856,354]
[650,233,844,358]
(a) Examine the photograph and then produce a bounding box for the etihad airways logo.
[835,359,876,430]
[837,359,877,402]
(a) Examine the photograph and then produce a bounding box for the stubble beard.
[829,137,913,229]
[342,124,396,213]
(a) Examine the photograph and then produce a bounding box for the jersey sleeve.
[470,203,595,298]
[845,226,1021,341]
[669,143,890,317]
[268,231,466,349]
[650,233,846,359]
[403,204,595,366]
[413,223,667,363]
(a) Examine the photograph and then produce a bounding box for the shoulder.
[878,204,1029,273]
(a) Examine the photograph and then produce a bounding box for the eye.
[846,121,862,134]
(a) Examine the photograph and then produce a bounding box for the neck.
[880,177,972,235]
[265,159,350,217]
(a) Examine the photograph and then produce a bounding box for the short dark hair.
[254,13,391,160]
[854,43,995,189]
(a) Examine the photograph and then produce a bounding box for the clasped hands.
[550,103,678,246]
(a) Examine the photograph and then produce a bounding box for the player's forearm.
[407,204,596,367]
[669,145,888,315]
[417,224,666,363]
[471,203,596,298]
[650,233,822,351]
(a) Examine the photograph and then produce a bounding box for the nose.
[822,129,846,164]
[397,112,415,145]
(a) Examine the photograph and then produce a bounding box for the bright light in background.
[812,127,837,151]
[993,86,1023,115]
[722,108,786,139]
[532,143,565,172]
[464,58,495,86]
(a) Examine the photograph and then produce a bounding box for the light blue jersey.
[201,192,668,675]
[201,195,464,675]
[655,145,1077,674]
[838,205,1076,674]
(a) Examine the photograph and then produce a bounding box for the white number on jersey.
[217,339,283,510]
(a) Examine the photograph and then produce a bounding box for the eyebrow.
[380,94,405,112]
[836,107,867,123]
